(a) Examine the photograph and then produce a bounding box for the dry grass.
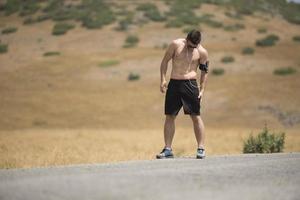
[1,127,299,169]
[0,3,300,169]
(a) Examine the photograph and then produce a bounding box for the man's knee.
[165,114,176,121]
[190,114,201,122]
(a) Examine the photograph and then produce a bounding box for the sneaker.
[196,148,206,159]
[156,148,174,159]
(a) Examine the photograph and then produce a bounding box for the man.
[156,30,209,159]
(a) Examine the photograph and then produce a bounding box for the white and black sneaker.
[196,148,206,159]
[156,148,174,159]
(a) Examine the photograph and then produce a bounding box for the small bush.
[211,68,225,76]
[43,51,60,56]
[98,60,120,68]
[243,127,285,153]
[52,23,75,36]
[256,34,279,47]
[23,17,36,25]
[257,27,267,33]
[292,35,300,42]
[1,27,18,34]
[221,56,234,63]
[128,72,140,81]
[273,67,297,76]
[242,47,254,55]
[115,12,134,31]
[223,23,245,31]
[165,19,185,28]
[0,43,8,53]
[123,35,139,48]
[136,3,165,22]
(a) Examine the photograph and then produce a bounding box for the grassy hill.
[0,0,300,168]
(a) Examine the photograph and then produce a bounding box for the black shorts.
[165,79,201,116]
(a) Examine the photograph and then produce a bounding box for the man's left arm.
[198,49,209,102]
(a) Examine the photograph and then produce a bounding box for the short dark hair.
[186,30,201,45]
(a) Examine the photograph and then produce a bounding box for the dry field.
[0,3,300,168]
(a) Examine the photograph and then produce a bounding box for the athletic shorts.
[165,79,201,116]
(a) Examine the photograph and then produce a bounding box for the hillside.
[0,0,299,168]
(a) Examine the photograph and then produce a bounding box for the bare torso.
[171,38,205,80]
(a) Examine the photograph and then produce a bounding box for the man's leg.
[190,115,205,149]
[164,114,176,149]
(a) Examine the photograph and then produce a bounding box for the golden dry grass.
[0,3,300,169]
[1,127,299,169]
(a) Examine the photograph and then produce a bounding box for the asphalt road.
[0,153,299,200]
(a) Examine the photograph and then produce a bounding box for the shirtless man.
[156,30,209,159]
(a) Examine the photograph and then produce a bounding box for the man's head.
[186,30,201,48]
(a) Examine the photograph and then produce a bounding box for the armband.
[199,61,209,73]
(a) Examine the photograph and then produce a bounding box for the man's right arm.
[160,41,176,93]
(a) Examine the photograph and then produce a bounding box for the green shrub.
[23,17,36,25]
[0,43,8,53]
[165,19,185,28]
[43,51,60,56]
[98,60,120,68]
[123,35,139,48]
[1,27,17,34]
[223,23,245,31]
[211,68,225,76]
[79,0,116,29]
[3,0,21,16]
[280,2,300,25]
[257,27,267,33]
[221,56,234,63]
[292,35,300,42]
[136,3,165,22]
[273,67,297,76]
[256,34,279,47]
[242,47,254,55]
[115,12,134,31]
[52,23,75,35]
[128,72,140,81]
[19,1,40,16]
[243,127,285,153]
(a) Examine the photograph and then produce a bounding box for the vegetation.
[257,27,267,33]
[98,60,120,68]
[43,51,60,57]
[243,127,285,153]
[52,23,75,36]
[115,11,134,31]
[292,35,300,42]
[128,72,140,81]
[165,0,202,28]
[273,67,297,76]
[256,34,279,47]
[221,56,235,63]
[1,27,18,34]
[211,68,225,76]
[136,3,165,22]
[123,35,139,48]
[223,23,245,31]
[242,47,255,55]
[0,43,8,54]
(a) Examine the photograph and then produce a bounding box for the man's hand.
[198,90,203,103]
[160,80,167,93]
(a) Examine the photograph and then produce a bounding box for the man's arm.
[198,49,209,101]
[160,41,176,93]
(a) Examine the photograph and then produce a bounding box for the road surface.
[0,153,299,200]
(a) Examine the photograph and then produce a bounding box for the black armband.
[199,61,209,73]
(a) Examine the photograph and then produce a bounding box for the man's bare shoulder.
[197,45,208,55]
[171,38,185,47]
